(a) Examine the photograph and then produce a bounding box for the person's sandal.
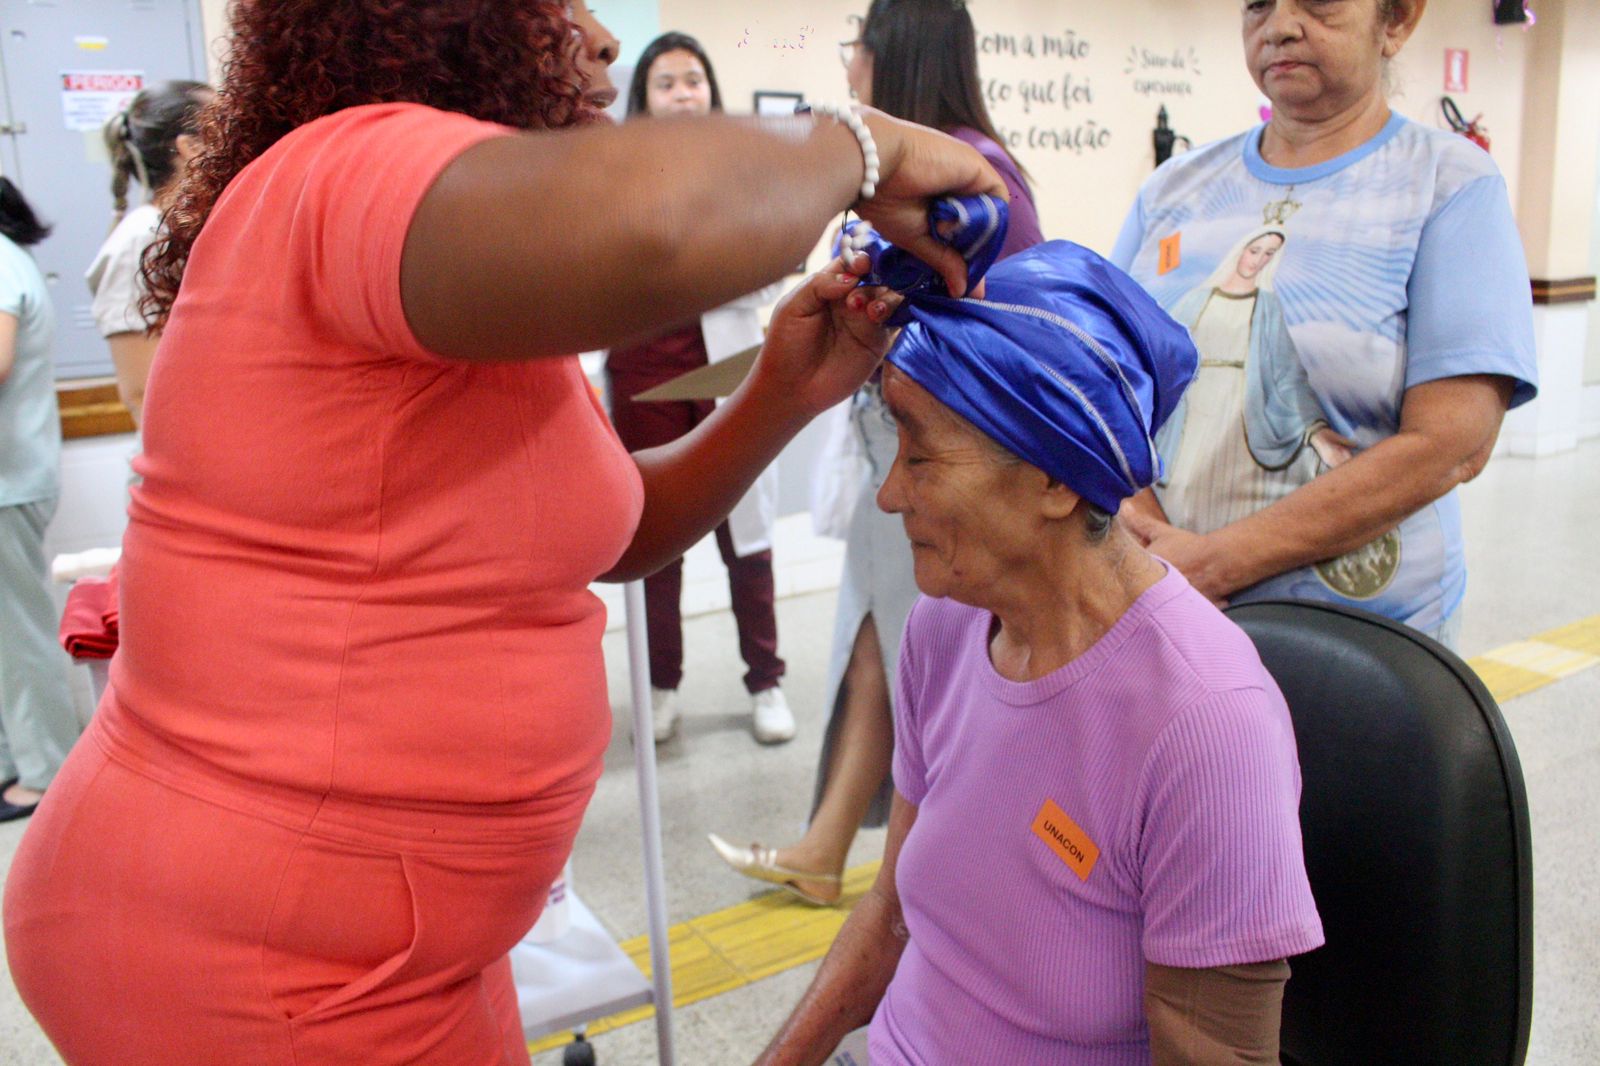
[707,833,842,906]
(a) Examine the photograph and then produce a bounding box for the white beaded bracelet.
[809,102,881,203]
[840,217,875,257]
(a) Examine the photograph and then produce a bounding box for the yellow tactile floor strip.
[1468,614,1600,702]
[528,862,880,1054]
[531,611,1600,1055]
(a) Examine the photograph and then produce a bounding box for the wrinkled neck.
[986,528,1164,682]
[1261,90,1389,169]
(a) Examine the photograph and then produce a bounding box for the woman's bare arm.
[0,313,17,385]
[601,259,893,581]
[107,331,159,427]
[754,793,920,1066]
[1142,374,1514,601]
[400,111,1004,362]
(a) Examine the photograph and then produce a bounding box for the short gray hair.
[974,429,1117,544]
[1083,504,1115,544]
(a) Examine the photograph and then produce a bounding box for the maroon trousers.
[607,326,785,695]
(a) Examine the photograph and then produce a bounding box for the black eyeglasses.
[838,14,864,68]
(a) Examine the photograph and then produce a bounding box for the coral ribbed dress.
[4,104,644,1065]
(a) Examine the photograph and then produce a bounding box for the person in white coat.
[609,32,793,745]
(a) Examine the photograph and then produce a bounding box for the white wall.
[190,0,1536,256]
[1588,138,1600,386]
[45,435,139,559]
[198,0,230,81]
[659,0,1529,255]
[184,0,1545,258]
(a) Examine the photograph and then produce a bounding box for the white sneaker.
[651,687,681,744]
[751,687,796,744]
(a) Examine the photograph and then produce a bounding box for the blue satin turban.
[844,197,1198,514]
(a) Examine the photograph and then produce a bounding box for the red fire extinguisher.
[1442,96,1490,152]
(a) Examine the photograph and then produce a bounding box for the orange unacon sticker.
[1032,798,1100,882]
[1157,232,1181,275]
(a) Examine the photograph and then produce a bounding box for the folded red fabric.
[60,575,118,660]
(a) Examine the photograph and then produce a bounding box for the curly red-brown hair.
[142,0,597,330]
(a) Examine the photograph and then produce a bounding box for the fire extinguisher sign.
[1444,49,1469,93]
[59,70,144,132]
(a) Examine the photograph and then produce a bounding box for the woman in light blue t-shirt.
[1111,0,1537,646]
[0,177,80,822]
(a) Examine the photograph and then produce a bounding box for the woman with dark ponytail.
[86,80,211,427]
[0,176,80,825]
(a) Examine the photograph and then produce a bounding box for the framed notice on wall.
[753,90,804,117]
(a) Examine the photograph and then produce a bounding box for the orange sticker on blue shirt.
[1032,798,1100,881]
[1158,232,1181,275]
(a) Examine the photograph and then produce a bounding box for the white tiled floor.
[4,439,1599,1066]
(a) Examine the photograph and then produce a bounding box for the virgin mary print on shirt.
[1152,212,1395,600]
[1111,112,1538,631]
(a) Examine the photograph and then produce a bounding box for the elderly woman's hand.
[855,110,1008,298]
[753,251,902,421]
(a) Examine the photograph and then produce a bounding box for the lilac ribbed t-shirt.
[870,566,1324,1065]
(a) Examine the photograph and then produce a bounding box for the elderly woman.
[2,1,1004,1062]
[1111,0,1537,645]
[758,240,1324,1066]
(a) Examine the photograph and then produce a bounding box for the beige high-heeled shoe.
[707,833,842,906]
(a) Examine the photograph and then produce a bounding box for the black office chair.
[1223,600,1533,1066]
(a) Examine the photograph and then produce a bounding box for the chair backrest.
[1224,600,1532,1066]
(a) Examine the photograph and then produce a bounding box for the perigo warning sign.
[60,70,144,133]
